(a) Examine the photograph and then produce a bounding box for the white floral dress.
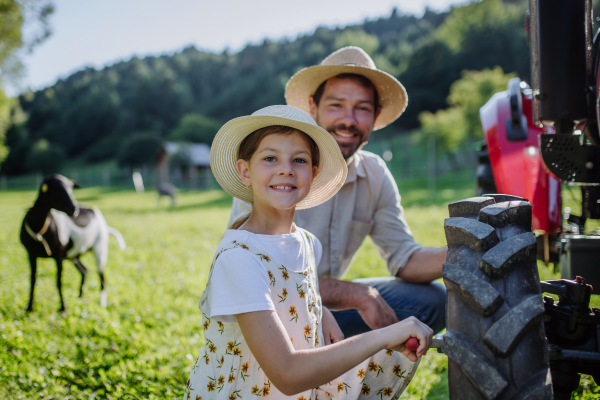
[184,229,418,400]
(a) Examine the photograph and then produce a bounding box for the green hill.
[2,0,534,176]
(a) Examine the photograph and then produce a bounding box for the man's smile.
[333,130,356,139]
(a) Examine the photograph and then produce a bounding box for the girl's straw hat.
[210,105,348,209]
[285,46,407,130]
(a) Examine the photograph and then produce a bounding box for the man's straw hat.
[210,105,347,210]
[285,46,408,130]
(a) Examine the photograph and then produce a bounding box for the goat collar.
[25,214,52,256]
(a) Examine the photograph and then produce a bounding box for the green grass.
[1,181,599,399]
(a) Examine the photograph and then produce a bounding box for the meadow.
[1,176,599,399]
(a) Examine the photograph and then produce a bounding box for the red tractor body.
[480,87,561,234]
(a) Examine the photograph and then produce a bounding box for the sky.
[11,0,470,96]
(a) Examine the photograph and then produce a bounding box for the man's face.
[308,77,381,160]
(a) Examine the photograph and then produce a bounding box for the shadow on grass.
[167,194,233,212]
[106,190,234,215]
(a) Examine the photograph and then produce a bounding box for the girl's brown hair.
[238,125,320,167]
[230,125,320,229]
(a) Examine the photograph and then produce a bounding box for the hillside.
[2,0,533,175]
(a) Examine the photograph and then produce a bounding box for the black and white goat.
[20,175,126,312]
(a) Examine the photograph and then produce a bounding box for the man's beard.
[326,124,368,160]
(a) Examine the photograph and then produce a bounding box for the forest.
[0,0,558,175]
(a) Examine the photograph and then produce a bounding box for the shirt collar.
[344,151,366,184]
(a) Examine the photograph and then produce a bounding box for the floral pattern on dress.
[184,229,418,399]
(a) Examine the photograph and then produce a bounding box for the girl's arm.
[236,310,432,396]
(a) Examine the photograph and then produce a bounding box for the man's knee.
[359,277,447,332]
[381,279,446,333]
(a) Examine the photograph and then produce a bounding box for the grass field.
[0,176,598,399]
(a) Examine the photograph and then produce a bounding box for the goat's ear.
[70,179,81,189]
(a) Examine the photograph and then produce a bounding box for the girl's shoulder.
[212,230,272,267]
[214,230,254,254]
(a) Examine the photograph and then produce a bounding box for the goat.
[20,175,126,312]
[157,182,177,207]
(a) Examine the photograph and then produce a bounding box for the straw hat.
[285,46,408,130]
[210,105,348,209]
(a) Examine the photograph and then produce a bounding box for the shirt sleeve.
[227,198,253,229]
[201,248,275,323]
[369,161,423,277]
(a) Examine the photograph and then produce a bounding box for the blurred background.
[2,1,600,399]
[0,0,567,192]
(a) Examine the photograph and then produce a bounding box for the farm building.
[156,142,213,188]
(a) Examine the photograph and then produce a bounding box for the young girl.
[184,105,433,400]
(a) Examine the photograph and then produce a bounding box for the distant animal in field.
[20,175,126,312]
[157,182,177,208]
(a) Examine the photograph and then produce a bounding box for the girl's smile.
[270,185,296,191]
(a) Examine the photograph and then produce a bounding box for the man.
[229,46,447,337]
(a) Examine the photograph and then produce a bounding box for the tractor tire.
[477,142,497,196]
[443,195,553,400]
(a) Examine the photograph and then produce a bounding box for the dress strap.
[300,228,317,270]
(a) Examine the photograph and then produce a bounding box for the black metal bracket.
[539,134,600,183]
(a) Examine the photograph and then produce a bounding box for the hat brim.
[285,65,407,130]
[210,114,347,210]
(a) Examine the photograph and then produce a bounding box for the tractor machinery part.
[444,195,552,400]
[541,276,600,399]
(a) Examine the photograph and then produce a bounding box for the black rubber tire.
[476,142,497,197]
[443,195,553,400]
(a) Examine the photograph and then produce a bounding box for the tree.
[334,29,379,56]
[168,113,221,144]
[25,138,64,174]
[117,132,163,168]
[419,67,516,152]
[0,0,54,164]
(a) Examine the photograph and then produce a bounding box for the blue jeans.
[330,277,446,337]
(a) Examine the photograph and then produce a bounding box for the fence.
[364,132,478,192]
[0,133,478,193]
[0,164,218,192]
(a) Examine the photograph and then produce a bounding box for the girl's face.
[236,130,318,211]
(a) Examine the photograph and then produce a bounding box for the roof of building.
[163,141,211,167]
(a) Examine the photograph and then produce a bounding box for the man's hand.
[322,307,344,345]
[319,278,399,330]
[357,285,398,330]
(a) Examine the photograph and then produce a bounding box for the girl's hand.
[382,316,433,362]
[322,307,344,345]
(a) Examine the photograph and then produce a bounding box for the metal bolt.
[586,161,594,169]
